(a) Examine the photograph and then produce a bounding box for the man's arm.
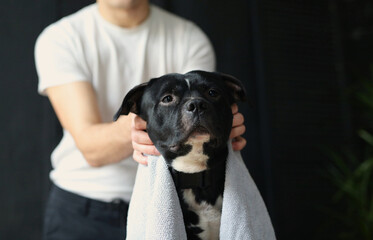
[46,81,134,167]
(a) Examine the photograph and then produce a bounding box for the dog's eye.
[161,95,174,103]
[208,89,219,97]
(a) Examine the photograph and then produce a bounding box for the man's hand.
[230,104,247,151]
[131,104,246,165]
[131,116,160,165]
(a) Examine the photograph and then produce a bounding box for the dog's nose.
[186,99,208,113]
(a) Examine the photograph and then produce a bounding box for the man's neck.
[97,0,150,28]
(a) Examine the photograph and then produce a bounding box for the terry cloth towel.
[126,142,276,240]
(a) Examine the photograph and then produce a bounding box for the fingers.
[132,114,147,131]
[131,127,153,145]
[131,115,160,165]
[132,139,160,165]
[231,103,238,115]
[229,124,246,140]
[230,104,245,139]
[230,104,247,151]
[132,143,160,165]
[133,150,148,165]
[132,140,160,156]
[232,111,244,128]
[231,136,247,151]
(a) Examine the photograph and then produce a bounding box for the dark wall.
[0,1,49,239]
[253,1,351,238]
[0,0,356,239]
[0,1,94,239]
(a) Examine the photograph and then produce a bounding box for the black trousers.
[43,184,129,240]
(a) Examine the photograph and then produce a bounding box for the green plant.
[325,65,373,240]
[327,132,373,239]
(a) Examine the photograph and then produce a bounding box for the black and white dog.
[114,71,246,240]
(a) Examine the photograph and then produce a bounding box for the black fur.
[114,70,246,239]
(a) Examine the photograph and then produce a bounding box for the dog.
[114,70,246,240]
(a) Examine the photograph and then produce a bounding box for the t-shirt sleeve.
[182,23,216,73]
[34,24,90,96]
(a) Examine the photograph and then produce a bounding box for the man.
[35,0,246,239]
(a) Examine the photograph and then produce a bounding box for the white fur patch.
[171,134,210,173]
[185,78,191,90]
[183,189,223,240]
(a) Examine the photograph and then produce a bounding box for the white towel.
[126,142,276,240]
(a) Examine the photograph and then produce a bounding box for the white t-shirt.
[35,4,215,202]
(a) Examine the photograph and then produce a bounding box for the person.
[35,0,247,239]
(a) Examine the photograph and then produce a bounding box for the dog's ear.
[113,82,148,121]
[216,72,247,103]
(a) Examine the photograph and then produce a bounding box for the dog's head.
[114,70,246,172]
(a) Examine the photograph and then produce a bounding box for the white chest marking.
[183,189,223,240]
[171,134,210,173]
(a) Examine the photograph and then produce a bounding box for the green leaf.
[358,130,373,146]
